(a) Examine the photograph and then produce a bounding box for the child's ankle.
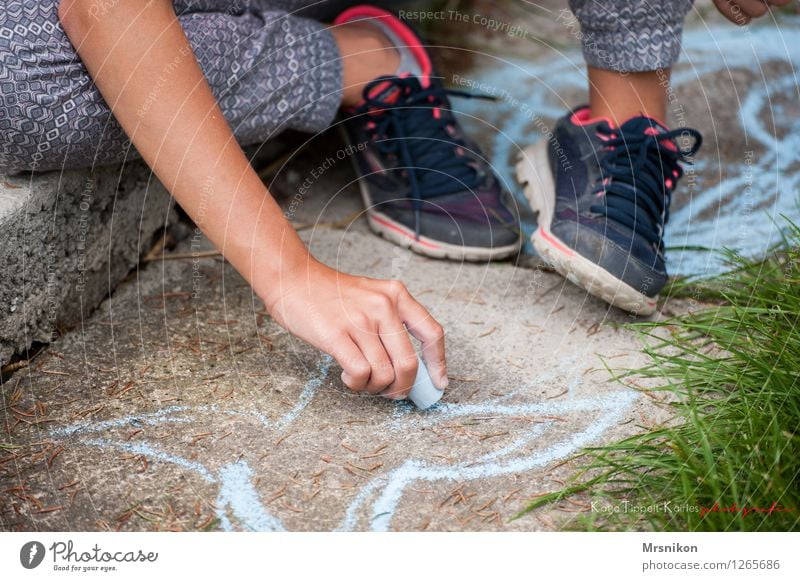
[588,67,668,126]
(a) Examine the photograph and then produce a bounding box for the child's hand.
[263,257,447,400]
[712,0,793,25]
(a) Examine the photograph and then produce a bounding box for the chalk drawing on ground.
[47,354,638,531]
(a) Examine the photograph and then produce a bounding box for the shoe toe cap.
[550,219,667,297]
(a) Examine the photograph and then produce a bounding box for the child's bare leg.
[588,66,669,125]
[567,0,688,125]
[331,22,400,107]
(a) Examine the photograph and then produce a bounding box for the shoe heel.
[515,140,555,228]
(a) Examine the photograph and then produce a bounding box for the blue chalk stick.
[408,354,443,410]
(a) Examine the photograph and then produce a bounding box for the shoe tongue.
[620,115,668,135]
[364,73,423,106]
[620,116,676,150]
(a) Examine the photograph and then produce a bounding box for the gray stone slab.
[0,163,176,366]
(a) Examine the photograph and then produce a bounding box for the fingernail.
[438,374,449,390]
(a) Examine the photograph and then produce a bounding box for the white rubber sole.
[360,199,521,261]
[515,140,659,316]
[339,129,521,262]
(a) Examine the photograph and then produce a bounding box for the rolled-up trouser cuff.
[279,22,343,136]
[567,0,694,73]
[187,11,343,146]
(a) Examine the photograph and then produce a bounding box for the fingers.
[738,0,771,17]
[351,330,396,394]
[376,320,419,400]
[330,336,372,392]
[713,0,752,25]
[713,0,777,25]
[394,283,448,389]
[330,278,448,400]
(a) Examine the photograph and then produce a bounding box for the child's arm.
[57,0,447,398]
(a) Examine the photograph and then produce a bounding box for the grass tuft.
[517,219,800,531]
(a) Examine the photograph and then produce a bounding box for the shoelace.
[355,75,495,236]
[590,124,702,251]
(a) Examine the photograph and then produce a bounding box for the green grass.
[517,220,800,531]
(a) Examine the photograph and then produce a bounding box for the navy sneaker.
[516,106,702,314]
[335,6,521,261]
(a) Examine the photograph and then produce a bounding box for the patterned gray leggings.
[0,0,694,174]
